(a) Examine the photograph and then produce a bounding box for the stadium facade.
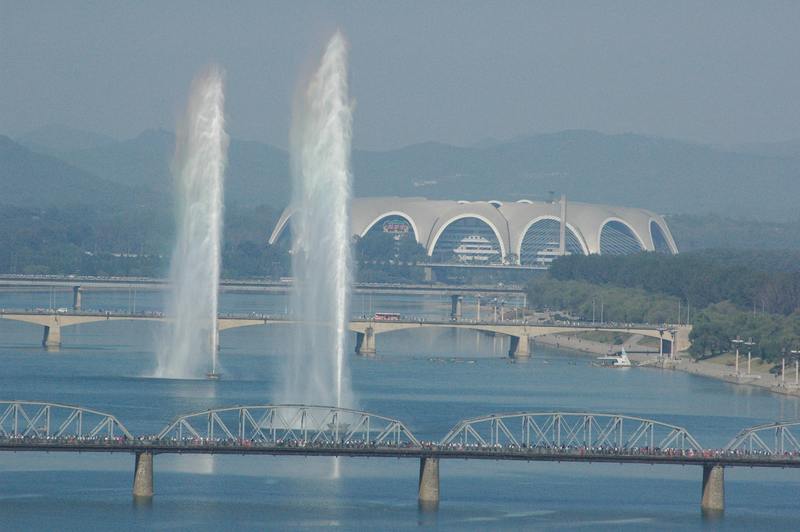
[269,196,678,266]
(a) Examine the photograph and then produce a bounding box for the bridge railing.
[0,401,132,440]
[440,412,703,451]
[724,421,800,454]
[157,405,420,447]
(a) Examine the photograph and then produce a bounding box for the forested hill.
[12,127,800,219]
[353,131,800,220]
[0,135,146,208]
[57,130,291,210]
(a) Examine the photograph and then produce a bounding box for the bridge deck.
[0,276,526,296]
[0,309,683,332]
[1,442,796,468]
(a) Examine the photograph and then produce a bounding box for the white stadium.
[269,196,678,266]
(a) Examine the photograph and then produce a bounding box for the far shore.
[536,333,800,398]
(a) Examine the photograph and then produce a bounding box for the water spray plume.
[156,66,228,379]
[283,31,354,408]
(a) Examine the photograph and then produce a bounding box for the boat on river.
[595,348,632,368]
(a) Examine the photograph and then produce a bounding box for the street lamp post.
[669,328,678,360]
[731,337,744,378]
[791,349,800,386]
[744,338,756,376]
[782,357,786,387]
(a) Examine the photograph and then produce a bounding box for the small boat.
[206,372,221,380]
[595,348,632,368]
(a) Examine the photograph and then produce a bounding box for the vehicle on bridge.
[2,400,800,513]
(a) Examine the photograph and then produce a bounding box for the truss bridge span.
[1,401,799,513]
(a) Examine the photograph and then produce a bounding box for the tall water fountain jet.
[283,31,354,408]
[156,67,228,379]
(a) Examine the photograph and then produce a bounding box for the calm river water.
[0,288,798,530]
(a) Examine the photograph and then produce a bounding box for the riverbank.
[537,333,800,398]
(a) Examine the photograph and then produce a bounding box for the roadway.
[0,274,525,297]
[0,402,792,510]
[0,308,676,331]
[0,307,690,355]
[1,440,797,468]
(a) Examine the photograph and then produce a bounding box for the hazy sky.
[2,1,799,149]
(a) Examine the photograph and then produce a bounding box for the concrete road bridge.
[1,400,798,513]
[0,274,526,297]
[0,309,691,357]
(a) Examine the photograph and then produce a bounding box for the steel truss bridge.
[1,401,799,512]
[725,421,800,455]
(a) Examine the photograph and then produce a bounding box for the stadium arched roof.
[268,197,678,262]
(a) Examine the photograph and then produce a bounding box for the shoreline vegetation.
[526,252,800,385]
[538,333,800,398]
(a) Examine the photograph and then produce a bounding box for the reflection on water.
[0,289,798,530]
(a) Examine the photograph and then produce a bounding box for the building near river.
[269,196,678,266]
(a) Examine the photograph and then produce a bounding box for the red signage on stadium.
[383,221,410,234]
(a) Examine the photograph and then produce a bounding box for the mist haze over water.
[156,67,228,379]
[283,32,354,408]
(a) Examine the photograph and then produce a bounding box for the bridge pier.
[133,451,154,498]
[701,464,724,513]
[72,286,82,311]
[355,327,376,356]
[450,295,463,321]
[508,335,530,359]
[418,457,439,507]
[42,324,61,348]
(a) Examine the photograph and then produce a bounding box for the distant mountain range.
[726,139,800,159]
[5,126,800,220]
[20,128,291,210]
[16,124,117,157]
[0,135,152,208]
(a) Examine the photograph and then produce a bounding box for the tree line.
[528,252,800,362]
[549,251,800,315]
[0,204,290,279]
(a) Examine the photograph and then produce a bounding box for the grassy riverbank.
[537,333,800,398]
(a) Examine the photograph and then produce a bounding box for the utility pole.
[559,194,567,256]
[782,357,786,387]
[744,338,755,376]
[792,349,800,386]
[731,337,744,377]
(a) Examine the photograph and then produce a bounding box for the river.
[0,289,798,530]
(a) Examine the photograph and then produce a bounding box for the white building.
[269,196,678,265]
